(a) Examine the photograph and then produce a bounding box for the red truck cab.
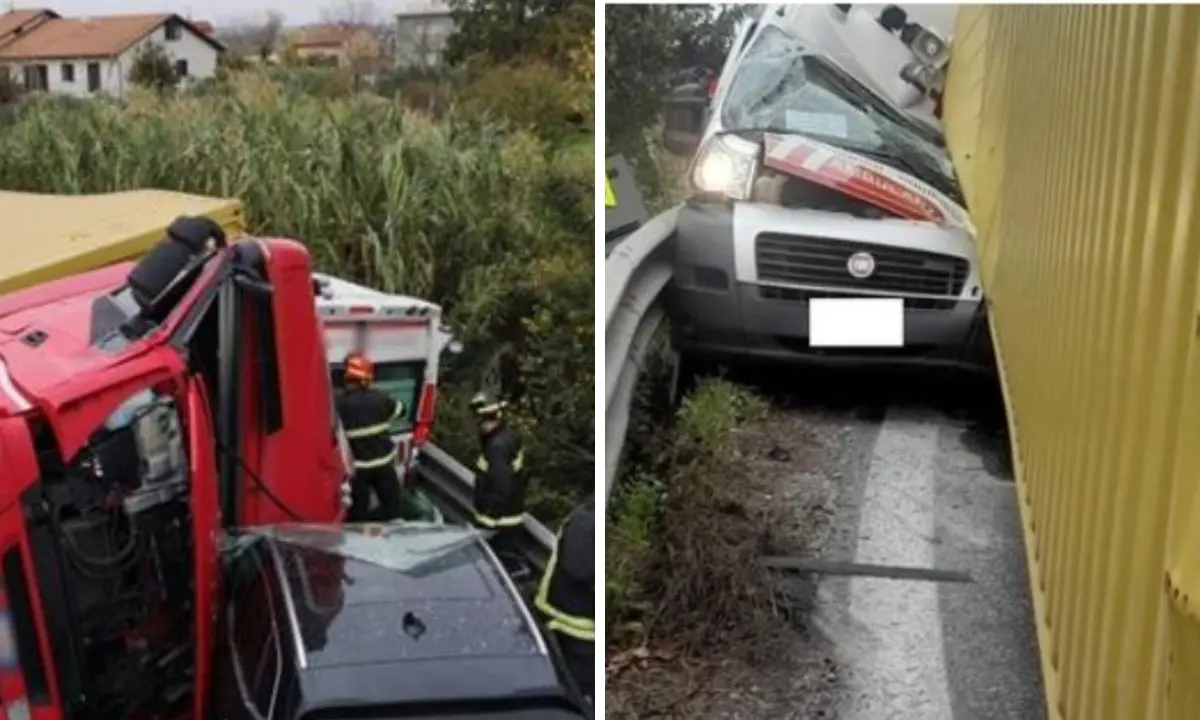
[0,219,346,720]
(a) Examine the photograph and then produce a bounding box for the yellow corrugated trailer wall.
[943,6,1200,720]
[0,189,246,294]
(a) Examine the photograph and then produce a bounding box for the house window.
[60,63,74,83]
[22,64,47,91]
[165,20,182,41]
[174,59,189,78]
[86,62,100,92]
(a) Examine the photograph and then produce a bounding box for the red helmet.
[344,352,374,384]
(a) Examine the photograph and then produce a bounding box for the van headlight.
[690,134,758,200]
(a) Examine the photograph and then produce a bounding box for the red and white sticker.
[762,133,948,225]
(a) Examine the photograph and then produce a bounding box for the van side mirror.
[662,83,708,157]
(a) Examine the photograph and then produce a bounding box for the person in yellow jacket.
[334,352,405,522]
[535,497,594,701]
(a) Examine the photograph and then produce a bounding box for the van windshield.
[330,361,425,433]
[720,25,961,202]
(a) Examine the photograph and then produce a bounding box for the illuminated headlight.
[691,134,758,200]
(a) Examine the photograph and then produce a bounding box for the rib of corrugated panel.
[942,5,1200,719]
[0,189,246,294]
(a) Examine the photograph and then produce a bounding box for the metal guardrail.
[604,205,681,503]
[414,442,554,571]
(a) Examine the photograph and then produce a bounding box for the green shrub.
[606,376,770,648]
[460,62,592,144]
[0,69,594,523]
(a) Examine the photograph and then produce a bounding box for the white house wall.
[8,20,218,99]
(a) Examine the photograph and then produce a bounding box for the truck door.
[186,379,220,720]
[0,418,59,720]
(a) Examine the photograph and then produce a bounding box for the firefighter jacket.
[473,424,527,527]
[335,386,402,471]
[535,500,595,642]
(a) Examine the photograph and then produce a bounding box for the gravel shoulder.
[606,406,852,719]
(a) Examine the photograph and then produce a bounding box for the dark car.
[210,523,590,720]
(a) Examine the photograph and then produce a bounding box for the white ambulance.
[314,274,461,488]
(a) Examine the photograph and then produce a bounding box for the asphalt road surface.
[737,365,1046,720]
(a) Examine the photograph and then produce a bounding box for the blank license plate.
[809,298,904,347]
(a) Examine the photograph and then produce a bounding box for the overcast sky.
[15,0,450,27]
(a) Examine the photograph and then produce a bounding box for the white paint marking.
[767,134,802,161]
[802,146,835,172]
[839,410,953,719]
[0,359,31,412]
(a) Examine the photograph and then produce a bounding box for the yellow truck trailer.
[0,189,246,294]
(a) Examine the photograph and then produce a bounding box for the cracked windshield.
[247,522,490,574]
[723,23,960,200]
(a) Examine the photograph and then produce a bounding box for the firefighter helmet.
[344,352,374,385]
[470,391,507,418]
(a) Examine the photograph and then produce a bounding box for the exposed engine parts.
[24,391,195,720]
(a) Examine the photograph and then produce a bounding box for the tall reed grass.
[0,71,594,520]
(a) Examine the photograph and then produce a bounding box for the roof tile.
[0,12,170,60]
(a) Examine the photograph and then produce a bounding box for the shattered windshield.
[228,522,493,574]
[720,25,961,200]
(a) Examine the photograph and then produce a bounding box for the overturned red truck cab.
[0,218,346,720]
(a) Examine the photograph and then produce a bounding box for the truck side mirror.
[662,83,708,157]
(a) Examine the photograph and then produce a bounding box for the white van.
[314,274,461,484]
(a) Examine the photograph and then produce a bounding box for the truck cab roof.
[0,262,138,417]
[219,524,586,719]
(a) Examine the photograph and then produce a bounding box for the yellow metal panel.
[943,5,1200,719]
[0,189,246,295]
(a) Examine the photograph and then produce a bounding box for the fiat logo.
[847,252,876,279]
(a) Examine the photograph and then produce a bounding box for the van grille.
[754,233,969,296]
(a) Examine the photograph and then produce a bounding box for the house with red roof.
[0,7,223,97]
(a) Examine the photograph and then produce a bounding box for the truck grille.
[755,233,970,296]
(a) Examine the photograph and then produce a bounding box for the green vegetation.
[605,3,784,666]
[0,48,592,522]
[128,43,181,91]
[604,3,746,202]
[606,336,771,649]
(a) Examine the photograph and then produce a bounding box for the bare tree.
[320,0,380,28]
[251,10,286,60]
[318,0,385,80]
[216,9,285,61]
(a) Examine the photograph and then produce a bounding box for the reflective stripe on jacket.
[535,501,595,642]
[335,386,403,471]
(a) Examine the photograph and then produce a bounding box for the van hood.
[761,131,973,234]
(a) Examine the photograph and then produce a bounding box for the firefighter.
[535,497,595,701]
[335,352,405,522]
[470,392,528,565]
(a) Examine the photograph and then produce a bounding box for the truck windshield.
[330,361,424,433]
[720,25,960,200]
